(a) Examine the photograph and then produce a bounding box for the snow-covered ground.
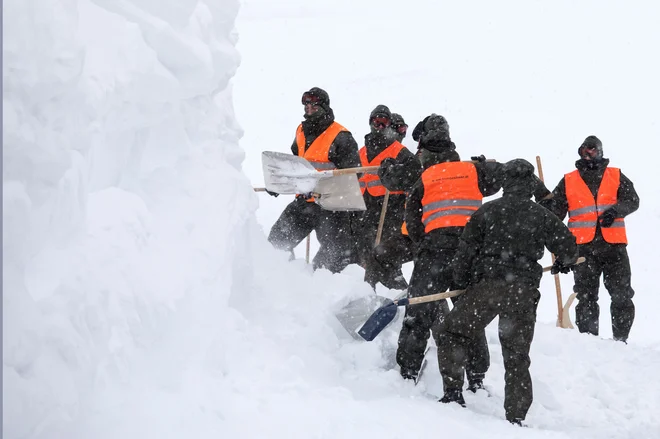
[3,0,660,438]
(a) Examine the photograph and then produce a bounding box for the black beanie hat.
[391,113,406,127]
[302,87,331,111]
[502,158,536,195]
[369,104,392,123]
[504,158,535,180]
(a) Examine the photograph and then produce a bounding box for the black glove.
[265,189,279,198]
[380,157,397,170]
[599,207,617,228]
[470,155,486,162]
[453,277,470,291]
[550,259,576,275]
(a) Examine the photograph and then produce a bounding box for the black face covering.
[370,123,397,140]
[303,105,327,121]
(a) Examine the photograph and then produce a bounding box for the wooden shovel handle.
[330,158,495,177]
[400,257,585,307]
[535,155,567,327]
[404,289,465,306]
[331,166,379,176]
[375,190,390,246]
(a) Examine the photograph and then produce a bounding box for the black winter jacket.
[452,182,579,289]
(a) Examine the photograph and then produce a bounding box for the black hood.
[369,104,392,122]
[502,158,536,198]
[302,87,333,123]
[418,114,451,152]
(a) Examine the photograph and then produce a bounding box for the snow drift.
[2,0,252,436]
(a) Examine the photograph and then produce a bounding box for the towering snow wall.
[2,1,260,437]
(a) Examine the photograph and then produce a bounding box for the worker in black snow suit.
[395,114,502,387]
[353,106,421,289]
[540,136,639,342]
[361,111,422,290]
[267,87,361,273]
[437,158,579,426]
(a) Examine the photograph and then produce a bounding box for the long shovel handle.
[305,234,311,264]
[399,257,585,307]
[330,166,379,176]
[375,190,390,246]
[535,155,566,328]
[332,159,495,177]
[329,158,494,177]
[403,289,465,306]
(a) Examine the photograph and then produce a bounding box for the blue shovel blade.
[357,302,399,341]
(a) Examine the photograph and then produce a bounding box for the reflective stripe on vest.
[295,121,348,201]
[421,162,482,232]
[358,142,406,197]
[565,167,627,244]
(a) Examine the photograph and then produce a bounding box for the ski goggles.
[371,117,391,129]
[302,93,323,105]
[394,123,408,135]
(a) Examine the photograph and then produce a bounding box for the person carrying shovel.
[266,87,361,273]
[437,159,580,425]
[539,136,639,343]
[354,106,422,290]
[395,114,502,386]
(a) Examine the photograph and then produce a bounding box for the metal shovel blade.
[314,174,367,211]
[335,295,397,340]
[262,151,320,194]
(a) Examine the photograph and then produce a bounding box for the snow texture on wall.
[3,1,250,437]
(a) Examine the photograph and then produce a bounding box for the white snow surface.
[3,0,660,438]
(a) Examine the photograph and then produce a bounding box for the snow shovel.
[335,294,398,341]
[355,257,586,342]
[254,175,366,211]
[262,151,378,194]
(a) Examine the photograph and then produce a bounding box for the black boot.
[439,390,466,407]
[467,379,484,393]
[400,368,418,381]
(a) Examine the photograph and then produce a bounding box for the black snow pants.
[573,239,635,341]
[396,246,490,382]
[438,279,540,423]
[364,232,413,290]
[268,196,355,273]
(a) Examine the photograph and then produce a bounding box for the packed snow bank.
[2,0,250,436]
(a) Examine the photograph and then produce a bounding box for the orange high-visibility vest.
[401,221,408,236]
[565,167,627,244]
[358,142,406,197]
[295,121,348,202]
[421,162,482,232]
